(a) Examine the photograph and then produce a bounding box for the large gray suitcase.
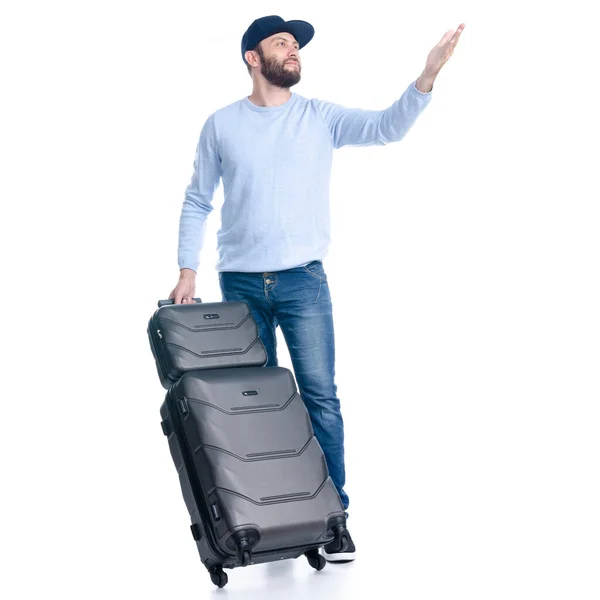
[148,300,349,588]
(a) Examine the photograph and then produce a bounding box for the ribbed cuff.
[178,262,198,273]
[412,79,433,96]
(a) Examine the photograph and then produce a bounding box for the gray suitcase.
[148,299,349,588]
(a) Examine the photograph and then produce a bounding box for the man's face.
[254,33,301,88]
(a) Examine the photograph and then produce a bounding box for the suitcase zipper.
[167,387,229,562]
[149,316,177,385]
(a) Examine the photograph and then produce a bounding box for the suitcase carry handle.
[157,298,202,307]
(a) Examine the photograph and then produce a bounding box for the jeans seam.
[264,285,275,310]
[301,265,325,281]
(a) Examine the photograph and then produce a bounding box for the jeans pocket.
[302,260,327,281]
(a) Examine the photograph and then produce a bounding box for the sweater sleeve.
[177,113,222,272]
[315,80,432,149]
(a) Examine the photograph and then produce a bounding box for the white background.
[2,0,599,598]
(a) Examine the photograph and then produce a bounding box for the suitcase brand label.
[242,390,258,396]
[203,313,220,319]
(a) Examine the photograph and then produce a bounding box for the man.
[168,15,465,562]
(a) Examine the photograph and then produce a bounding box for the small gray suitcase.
[148,299,349,588]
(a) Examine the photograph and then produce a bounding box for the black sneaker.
[321,528,356,562]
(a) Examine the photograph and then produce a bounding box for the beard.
[256,46,301,88]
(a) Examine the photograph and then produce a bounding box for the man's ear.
[245,50,258,68]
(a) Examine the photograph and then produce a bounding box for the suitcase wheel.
[208,566,228,588]
[240,549,252,567]
[305,549,326,571]
[229,531,256,566]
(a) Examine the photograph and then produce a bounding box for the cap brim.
[269,19,315,50]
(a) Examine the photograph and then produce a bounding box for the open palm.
[425,23,465,77]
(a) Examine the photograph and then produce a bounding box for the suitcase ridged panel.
[199,438,328,503]
[176,368,312,459]
[175,368,327,504]
[149,302,268,388]
[171,367,344,555]
[212,481,343,553]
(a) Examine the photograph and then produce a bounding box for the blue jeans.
[218,260,349,511]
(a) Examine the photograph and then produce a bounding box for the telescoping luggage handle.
[157,298,202,307]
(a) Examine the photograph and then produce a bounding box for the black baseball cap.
[241,15,315,64]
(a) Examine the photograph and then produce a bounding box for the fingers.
[450,23,465,44]
[168,289,182,304]
[169,283,196,305]
[438,30,454,46]
[439,23,465,47]
[181,293,196,304]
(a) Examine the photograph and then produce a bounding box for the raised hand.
[415,23,465,93]
[425,23,465,78]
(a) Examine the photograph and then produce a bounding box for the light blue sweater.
[178,79,432,273]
